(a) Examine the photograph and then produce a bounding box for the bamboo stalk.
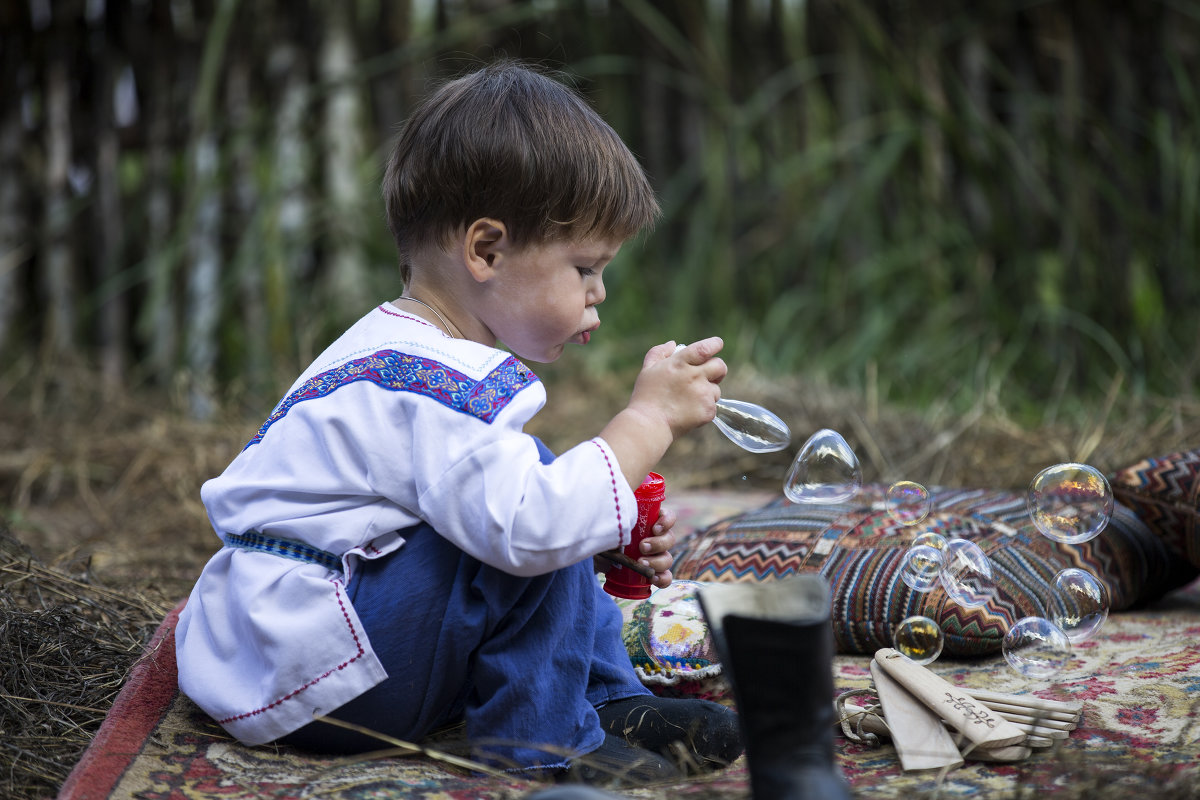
[140,2,178,385]
[95,27,127,393]
[41,45,75,356]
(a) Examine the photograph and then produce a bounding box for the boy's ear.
[462,218,509,283]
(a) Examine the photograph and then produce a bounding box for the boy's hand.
[629,336,727,440]
[637,505,678,589]
[597,335,726,490]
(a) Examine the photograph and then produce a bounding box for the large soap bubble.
[1051,567,1110,643]
[939,539,995,608]
[1002,616,1072,679]
[1027,463,1114,544]
[783,429,862,504]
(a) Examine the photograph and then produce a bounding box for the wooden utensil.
[874,649,1027,749]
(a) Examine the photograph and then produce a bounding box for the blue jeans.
[279,443,649,770]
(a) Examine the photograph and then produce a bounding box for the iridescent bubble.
[886,481,932,527]
[1027,463,1115,544]
[911,531,948,552]
[1002,617,1072,679]
[900,544,944,592]
[782,429,862,504]
[894,615,945,665]
[939,539,995,608]
[1051,568,1110,643]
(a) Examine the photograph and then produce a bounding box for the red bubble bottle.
[603,472,666,600]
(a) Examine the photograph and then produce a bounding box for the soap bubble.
[900,544,944,592]
[1002,617,1072,679]
[911,531,948,552]
[939,539,995,608]
[783,429,862,504]
[894,615,945,665]
[1027,463,1114,544]
[886,481,932,527]
[1051,568,1110,643]
[712,398,791,453]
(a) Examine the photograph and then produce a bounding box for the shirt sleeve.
[416,429,637,575]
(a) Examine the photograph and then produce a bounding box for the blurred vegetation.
[1,0,1197,425]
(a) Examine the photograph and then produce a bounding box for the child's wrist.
[617,405,675,449]
[597,407,673,488]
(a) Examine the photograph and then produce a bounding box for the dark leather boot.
[698,575,852,800]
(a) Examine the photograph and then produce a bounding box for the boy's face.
[482,235,622,364]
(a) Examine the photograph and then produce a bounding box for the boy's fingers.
[644,340,678,367]
[640,528,676,554]
[675,336,724,364]
[655,506,678,531]
[694,336,724,358]
[706,357,728,384]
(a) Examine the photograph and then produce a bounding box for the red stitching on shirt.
[592,440,623,545]
[377,303,442,332]
[215,579,366,724]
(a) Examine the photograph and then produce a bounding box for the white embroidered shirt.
[175,304,636,745]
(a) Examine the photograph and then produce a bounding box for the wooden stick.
[972,718,1069,739]
[963,743,1033,762]
[963,688,1083,716]
[939,719,1061,748]
[971,698,1080,724]
[1014,723,1068,740]
[874,649,1028,749]
[846,702,1068,742]
[1021,732,1056,748]
[871,660,964,771]
[596,549,656,579]
[987,708,1078,731]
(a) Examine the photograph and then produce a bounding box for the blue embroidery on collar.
[245,350,538,449]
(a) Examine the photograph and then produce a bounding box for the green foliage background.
[2,0,1197,422]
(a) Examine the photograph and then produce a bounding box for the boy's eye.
[576,267,596,277]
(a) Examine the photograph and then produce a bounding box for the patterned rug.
[59,491,1200,799]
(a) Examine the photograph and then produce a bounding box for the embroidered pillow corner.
[615,580,730,704]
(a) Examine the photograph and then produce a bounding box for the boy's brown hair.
[383,61,660,283]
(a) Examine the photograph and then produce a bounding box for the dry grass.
[0,357,1197,799]
[0,528,170,797]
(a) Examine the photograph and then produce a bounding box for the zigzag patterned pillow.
[671,482,1198,657]
[1108,448,1200,568]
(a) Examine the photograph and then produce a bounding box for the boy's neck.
[393,294,463,339]
[402,236,499,348]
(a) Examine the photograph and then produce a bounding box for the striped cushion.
[1108,448,1200,568]
[671,482,1197,657]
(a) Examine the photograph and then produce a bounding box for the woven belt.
[223,531,342,573]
